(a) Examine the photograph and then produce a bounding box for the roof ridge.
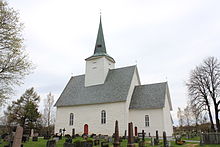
[138,81,167,87]
[109,65,136,71]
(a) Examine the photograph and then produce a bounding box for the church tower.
[85,17,115,87]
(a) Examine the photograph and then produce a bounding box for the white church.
[54,18,173,136]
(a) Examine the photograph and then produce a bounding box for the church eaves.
[85,17,115,62]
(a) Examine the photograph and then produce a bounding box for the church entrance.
[84,124,88,135]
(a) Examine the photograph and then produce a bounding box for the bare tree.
[183,106,192,126]
[190,103,202,127]
[177,107,184,127]
[0,0,32,106]
[43,92,55,127]
[202,57,220,131]
[186,56,220,131]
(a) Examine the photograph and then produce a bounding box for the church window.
[101,110,106,124]
[145,115,149,127]
[69,113,74,126]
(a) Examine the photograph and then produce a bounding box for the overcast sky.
[3,0,220,125]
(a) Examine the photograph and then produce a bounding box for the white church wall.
[129,109,164,137]
[55,101,127,136]
[124,67,141,128]
[85,57,114,87]
[162,91,173,136]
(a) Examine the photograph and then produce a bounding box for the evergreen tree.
[5,87,41,130]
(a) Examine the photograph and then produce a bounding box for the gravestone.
[63,128,66,136]
[72,128,75,138]
[151,137,154,146]
[127,122,135,147]
[74,141,81,147]
[154,130,159,145]
[142,130,145,141]
[163,131,168,147]
[12,126,23,147]
[46,140,56,147]
[134,126,137,136]
[30,129,34,137]
[124,130,127,139]
[65,138,72,143]
[101,141,109,147]
[94,139,100,146]
[113,120,120,147]
[53,137,59,142]
[32,136,38,141]
[81,141,93,147]
[22,135,29,143]
[63,142,74,147]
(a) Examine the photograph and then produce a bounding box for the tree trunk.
[207,105,215,131]
[215,105,220,132]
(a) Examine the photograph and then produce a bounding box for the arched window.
[69,113,74,126]
[145,115,149,127]
[101,110,106,124]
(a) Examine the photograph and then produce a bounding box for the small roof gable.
[129,82,168,109]
[55,65,136,107]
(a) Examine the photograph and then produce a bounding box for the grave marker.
[127,122,135,147]
[12,126,23,147]
[113,120,120,147]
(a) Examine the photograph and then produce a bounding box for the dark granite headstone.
[134,126,137,136]
[32,136,38,141]
[65,138,72,143]
[154,130,159,145]
[127,122,135,147]
[72,128,75,138]
[101,141,109,147]
[142,130,145,141]
[94,139,100,146]
[113,120,120,147]
[63,142,74,147]
[163,131,168,147]
[74,141,81,147]
[124,130,127,139]
[46,140,56,147]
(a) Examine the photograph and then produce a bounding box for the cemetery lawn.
[182,136,200,141]
[1,137,220,147]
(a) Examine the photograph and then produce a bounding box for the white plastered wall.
[55,102,126,136]
[129,109,164,136]
[162,90,173,136]
[85,57,115,87]
[123,67,141,133]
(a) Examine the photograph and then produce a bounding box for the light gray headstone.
[12,126,23,147]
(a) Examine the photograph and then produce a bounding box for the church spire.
[86,16,115,62]
[94,16,106,55]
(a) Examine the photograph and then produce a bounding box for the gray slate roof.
[129,82,167,109]
[55,65,136,107]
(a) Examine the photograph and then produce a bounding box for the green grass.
[0,137,219,147]
[182,136,200,141]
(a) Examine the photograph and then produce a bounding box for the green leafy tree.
[0,0,32,106]
[5,87,41,130]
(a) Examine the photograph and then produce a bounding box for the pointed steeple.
[86,16,115,63]
[94,16,106,55]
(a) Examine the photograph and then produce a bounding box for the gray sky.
[5,0,220,125]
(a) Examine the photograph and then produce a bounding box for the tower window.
[145,115,149,127]
[97,45,102,47]
[69,113,74,126]
[101,110,106,124]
